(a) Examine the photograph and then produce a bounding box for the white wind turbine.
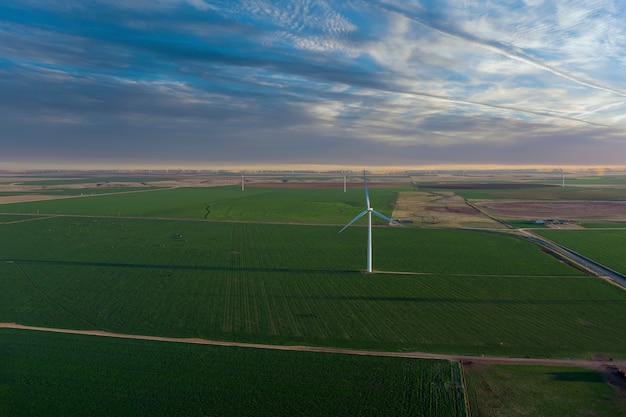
[339,171,400,273]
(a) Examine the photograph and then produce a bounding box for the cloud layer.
[2,0,626,168]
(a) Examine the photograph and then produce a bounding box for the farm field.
[391,191,504,228]
[0,186,406,224]
[437,186,626,201]
[0,214,48,223]
[2,217,626,358]
[411,175,626,226]
[0,186,164,197]
[0,329,467,417]
[579,221,626,228]
[2,175,626,415]
[535,229,626,276]
[464,363,625,417]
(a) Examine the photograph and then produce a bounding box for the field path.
[2,322,624,374]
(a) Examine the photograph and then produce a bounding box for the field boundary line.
[0,186,177,205]
[2,323,624,371]
[0,215,59,224]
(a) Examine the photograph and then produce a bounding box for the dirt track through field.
[2,322,624,374]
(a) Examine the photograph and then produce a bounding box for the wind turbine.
[339,171,400,273]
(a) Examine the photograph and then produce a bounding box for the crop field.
[563,174,626,185]
[464,364,625,417]
[2,216,626,358]
[535,229,626,276]
[391,191,504,228]
[2,178,626,415]
[1,329,467,417]
[579,221,626,228]
[1,186,164,197]
[431,186,626,201]
[12,176,172,186]
[0,214,48,223]
[0,186,406,224]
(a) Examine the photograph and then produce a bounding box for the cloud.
[374,0,626,98]
[1,0,626,168]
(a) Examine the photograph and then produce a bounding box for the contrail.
[400,89,607,127]
[376,2,626,98]
[359,81,607,127]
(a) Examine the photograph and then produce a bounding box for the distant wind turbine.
[339,171,400,273]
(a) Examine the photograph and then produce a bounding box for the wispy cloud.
[1,0,625,167]
[375,0,626,97]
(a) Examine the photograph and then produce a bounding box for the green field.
[465,364,625,417]
[536,229,626,276]
[14,176,171,185]
[579,221,626,228]
[0,186,406,223]
[2,217,626,358]
[2,180,626,415]
[561,174,626,185]
[0,186,163,197]
[0,329,467,417]
[0,214,48,223]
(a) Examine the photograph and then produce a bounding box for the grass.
[2,217,626,358]
[504,219,547,228]
[562,175,626,185]
[465,364,625,417]
[579,221,626,229]
[0,186,406,223]
[0,214,48,223]
[535,229,626,276]
[0,329,467,417]
[0,187,165,197]
[3,180,626,415]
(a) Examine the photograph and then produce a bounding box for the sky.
[2,0,626,170]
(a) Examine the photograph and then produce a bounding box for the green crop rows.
[3,182,626,415]
[2,217,625,358]
[0,214,47,223]
[1,329,467,417]
[536,229,626,275]
[0,186,406,223]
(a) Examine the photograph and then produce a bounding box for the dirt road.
[2,322,624,372]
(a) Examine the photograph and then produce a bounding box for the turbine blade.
[339,210,368,233]
[372,210,402,226]
[363,171,370,209]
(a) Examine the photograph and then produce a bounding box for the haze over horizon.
[2,1,626,169]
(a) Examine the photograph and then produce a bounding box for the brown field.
[475,200,626,221]
[391,191,505,228]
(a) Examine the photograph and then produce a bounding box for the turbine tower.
[339,171,400,273]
